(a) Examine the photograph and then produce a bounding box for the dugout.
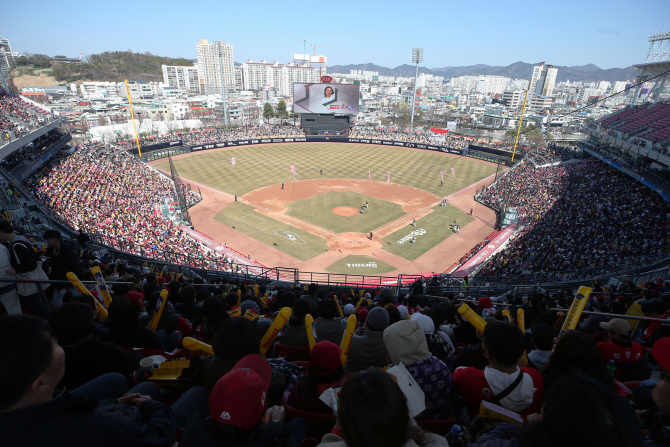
[300,113,353,135]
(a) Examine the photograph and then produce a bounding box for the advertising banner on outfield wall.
[188,137,467,156]
[580,145,670,202]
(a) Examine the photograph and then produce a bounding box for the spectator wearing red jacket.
[453,321,544,416]
[597,318,645,363]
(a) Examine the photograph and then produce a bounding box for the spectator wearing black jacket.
[0,220,49,318]
[76,228,90,250]
[0,314,209,447]
[48,303,143,390]
[43,229,82,306]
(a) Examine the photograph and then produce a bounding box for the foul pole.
[124,80,142,157]
[511,89,529,162]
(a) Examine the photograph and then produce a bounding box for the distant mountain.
[568,64,602,72]
[329,61,636,82]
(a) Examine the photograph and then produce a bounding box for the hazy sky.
[4,0,669,69]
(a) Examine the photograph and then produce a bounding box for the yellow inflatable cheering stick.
[182,337,214,355]
[149,289,169,333]
[340,315,357,366]
[305,314,316,351]
[67,272,108,320]
[558,286,592,337]
[457,303,487,332]
[259,307,292,355]
[91,266,113,308]
[333,295,344,318]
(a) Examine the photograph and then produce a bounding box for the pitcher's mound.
[332,206,360,216]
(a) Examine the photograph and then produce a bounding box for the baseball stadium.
[2,26,670,446]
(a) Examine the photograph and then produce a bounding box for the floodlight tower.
[410,48,423,133]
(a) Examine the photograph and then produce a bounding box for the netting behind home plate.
[168,155,192,226]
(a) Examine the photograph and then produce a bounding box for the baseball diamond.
[153,142,501,274]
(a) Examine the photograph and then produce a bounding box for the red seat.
[275,343,311,362]
[415,418,458,435]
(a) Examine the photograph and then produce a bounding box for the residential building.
[502,90,526,109]
[529,62,558,98]
[0,36,16,75]
[162,64,200,95]
[476,75,512,95]
[80,81,124,99]
[126,81,154,100]
[279,63,317,97]
[195,39,235,95]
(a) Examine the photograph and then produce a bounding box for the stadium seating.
[599,103,670,143]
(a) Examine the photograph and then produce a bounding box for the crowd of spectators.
[0,129,67,171]
[21,143,238,272]
[0,90,49,140]
[110,124,476,151]
[1,261,668,446]
[477,158,670,279]
[116,124,304,150]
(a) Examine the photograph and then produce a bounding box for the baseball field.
[154,143,500,275]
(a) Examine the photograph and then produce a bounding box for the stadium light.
[410,48,424,134]
[649,32,670,42]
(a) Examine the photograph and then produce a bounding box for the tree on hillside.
[263,103,274,121]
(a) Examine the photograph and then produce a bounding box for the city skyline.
[4,0,669,70]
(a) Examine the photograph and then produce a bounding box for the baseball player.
[412,219,416,227]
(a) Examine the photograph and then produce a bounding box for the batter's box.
[427,215,450,226]
[242,213,268,226]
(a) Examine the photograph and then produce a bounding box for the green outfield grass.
[287,191,406,234]
[213,202,329,261]
[157,143,497,197]
[381,205,474,261]
[325,255,397,275]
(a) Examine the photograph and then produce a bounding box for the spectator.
[410,312,454,364]
[453,322,544,415]
[300,283,320,317]
[318,368,448,447]
[43,229,82,306]
[0,220,49,318]
[597,318,649,381]
[0,241,19,314]
[345,307,389,373]
[314,298,347,344]
[385,303,402,325]
[48,302,142,389]
[179,354,306,447]
[107,296,165,350]
[383,319,454,420]
[526,323,554,372]
[279,298,310,347]
[191,296,228,344]
[0,314,209,447]
[76,228,90,250]
[543,330,611,389]
[469,376,643,447]
[287,341,346,413]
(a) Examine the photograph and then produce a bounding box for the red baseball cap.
[652,337,670,372]
[126,291,145,307]
[478,297,492,309]
[310,341,342,376]
[209,354,272,430]
[357,307,369,324]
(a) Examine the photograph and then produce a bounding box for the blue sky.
[4,0,669,69]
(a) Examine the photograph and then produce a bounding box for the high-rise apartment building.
[162,64,200,95]
[0,36,16,76]
[529,62,558,97]
[239,59,316,96]
[195,39,235,95]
